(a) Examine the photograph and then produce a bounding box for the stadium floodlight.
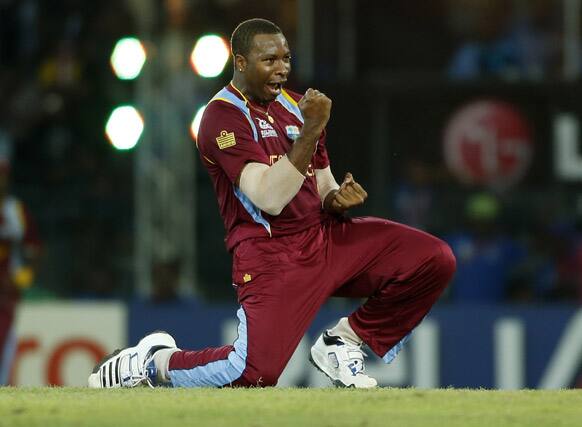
[105,105,144,150]
[190,35,230,78]
[190,105,207,140]
[111,37,146,80]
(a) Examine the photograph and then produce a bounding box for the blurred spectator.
[1,0,136,298]
[0,0,40,66]
[392,160,435,231]
[0,0,580,305]
[574,229,582,304]
[542,222,581,301]
[509,220,582,302]
[0,143,41,385]
[151,258,182,304]
[444,193,527,302]
[447,0,560,80]
[506,224,557,302]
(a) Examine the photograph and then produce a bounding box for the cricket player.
[89,18,455,389]
[0,156,41,385]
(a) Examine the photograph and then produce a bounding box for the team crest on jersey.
[255,118,278,138]
[216,130,236,149]
[285,125,300,141]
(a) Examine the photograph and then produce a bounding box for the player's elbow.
[240,158,303,216]
[241,184,286,215]
[260,188,291,215]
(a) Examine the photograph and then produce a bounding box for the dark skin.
[233,33,367,214]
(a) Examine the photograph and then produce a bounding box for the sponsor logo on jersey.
[216,130,236,149]
[256,118,278,138]
[285,125,300,141]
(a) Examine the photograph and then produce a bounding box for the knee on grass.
[238,368,281,387]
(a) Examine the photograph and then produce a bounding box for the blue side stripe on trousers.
[382,333,411,364]
[169,307,248,387]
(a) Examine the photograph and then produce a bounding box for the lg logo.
[554,114,582,181]
[11,303,125,386]
[11,337,107,385]
[443,100,533,190]
[444,101,582,188]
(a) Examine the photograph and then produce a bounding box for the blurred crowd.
[392,171,582,304]
[446,0,563,80]
[0,0,581,304]
[0,0,138,299]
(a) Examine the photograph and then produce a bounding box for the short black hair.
[231,18,282,57]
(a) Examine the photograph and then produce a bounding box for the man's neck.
[231,76,251,101]
[231,77,269,106]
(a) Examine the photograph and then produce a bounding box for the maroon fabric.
[170,216,454,387]
[0,198,41,300]
[186,83,454,388]
[0,197,40,377]
[196,84,330,251]
[241,217,453,386]
[0,302,16,368]
[329,218,456,354]
[169,345,234,371]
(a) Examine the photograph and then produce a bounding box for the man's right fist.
[298,88,332,135]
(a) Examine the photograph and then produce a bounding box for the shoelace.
[116,354,155,388]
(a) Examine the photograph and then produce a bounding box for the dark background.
[1,0,580,304]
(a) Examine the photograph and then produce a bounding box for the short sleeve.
[197,101,270,183]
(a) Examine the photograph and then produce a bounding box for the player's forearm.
[287,126,321,175]
[239,157,305,216]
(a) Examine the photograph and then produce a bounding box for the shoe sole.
[88,331,175,388]
[309,345,357,388]
[309,353,355,388]
[310,344,378,389]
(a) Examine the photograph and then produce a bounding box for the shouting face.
[236,33,291,103]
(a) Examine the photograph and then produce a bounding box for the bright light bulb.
[111,37,146,80]
[105,106,144,150]
[190,35,230,78]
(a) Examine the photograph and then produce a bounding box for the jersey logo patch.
[216,130,236,149]
[286,125,300,141]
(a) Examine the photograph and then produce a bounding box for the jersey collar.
[229,82,276,110]
[228,82,249,104]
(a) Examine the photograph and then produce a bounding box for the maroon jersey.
[197,83,330,251]
[0,196,40,301]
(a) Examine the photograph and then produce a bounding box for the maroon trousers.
[168,217,455,387]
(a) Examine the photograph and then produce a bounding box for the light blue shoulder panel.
[276,92,304,124]
[210,88,259,142]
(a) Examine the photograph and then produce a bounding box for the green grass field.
[1,387,581,427]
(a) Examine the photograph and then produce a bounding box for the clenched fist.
[325,173,368,214]
[298,88,332,136]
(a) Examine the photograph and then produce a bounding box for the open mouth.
[266,82,284,96]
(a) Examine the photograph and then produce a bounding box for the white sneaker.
[88,331,177,388]
[310,331,378,388]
